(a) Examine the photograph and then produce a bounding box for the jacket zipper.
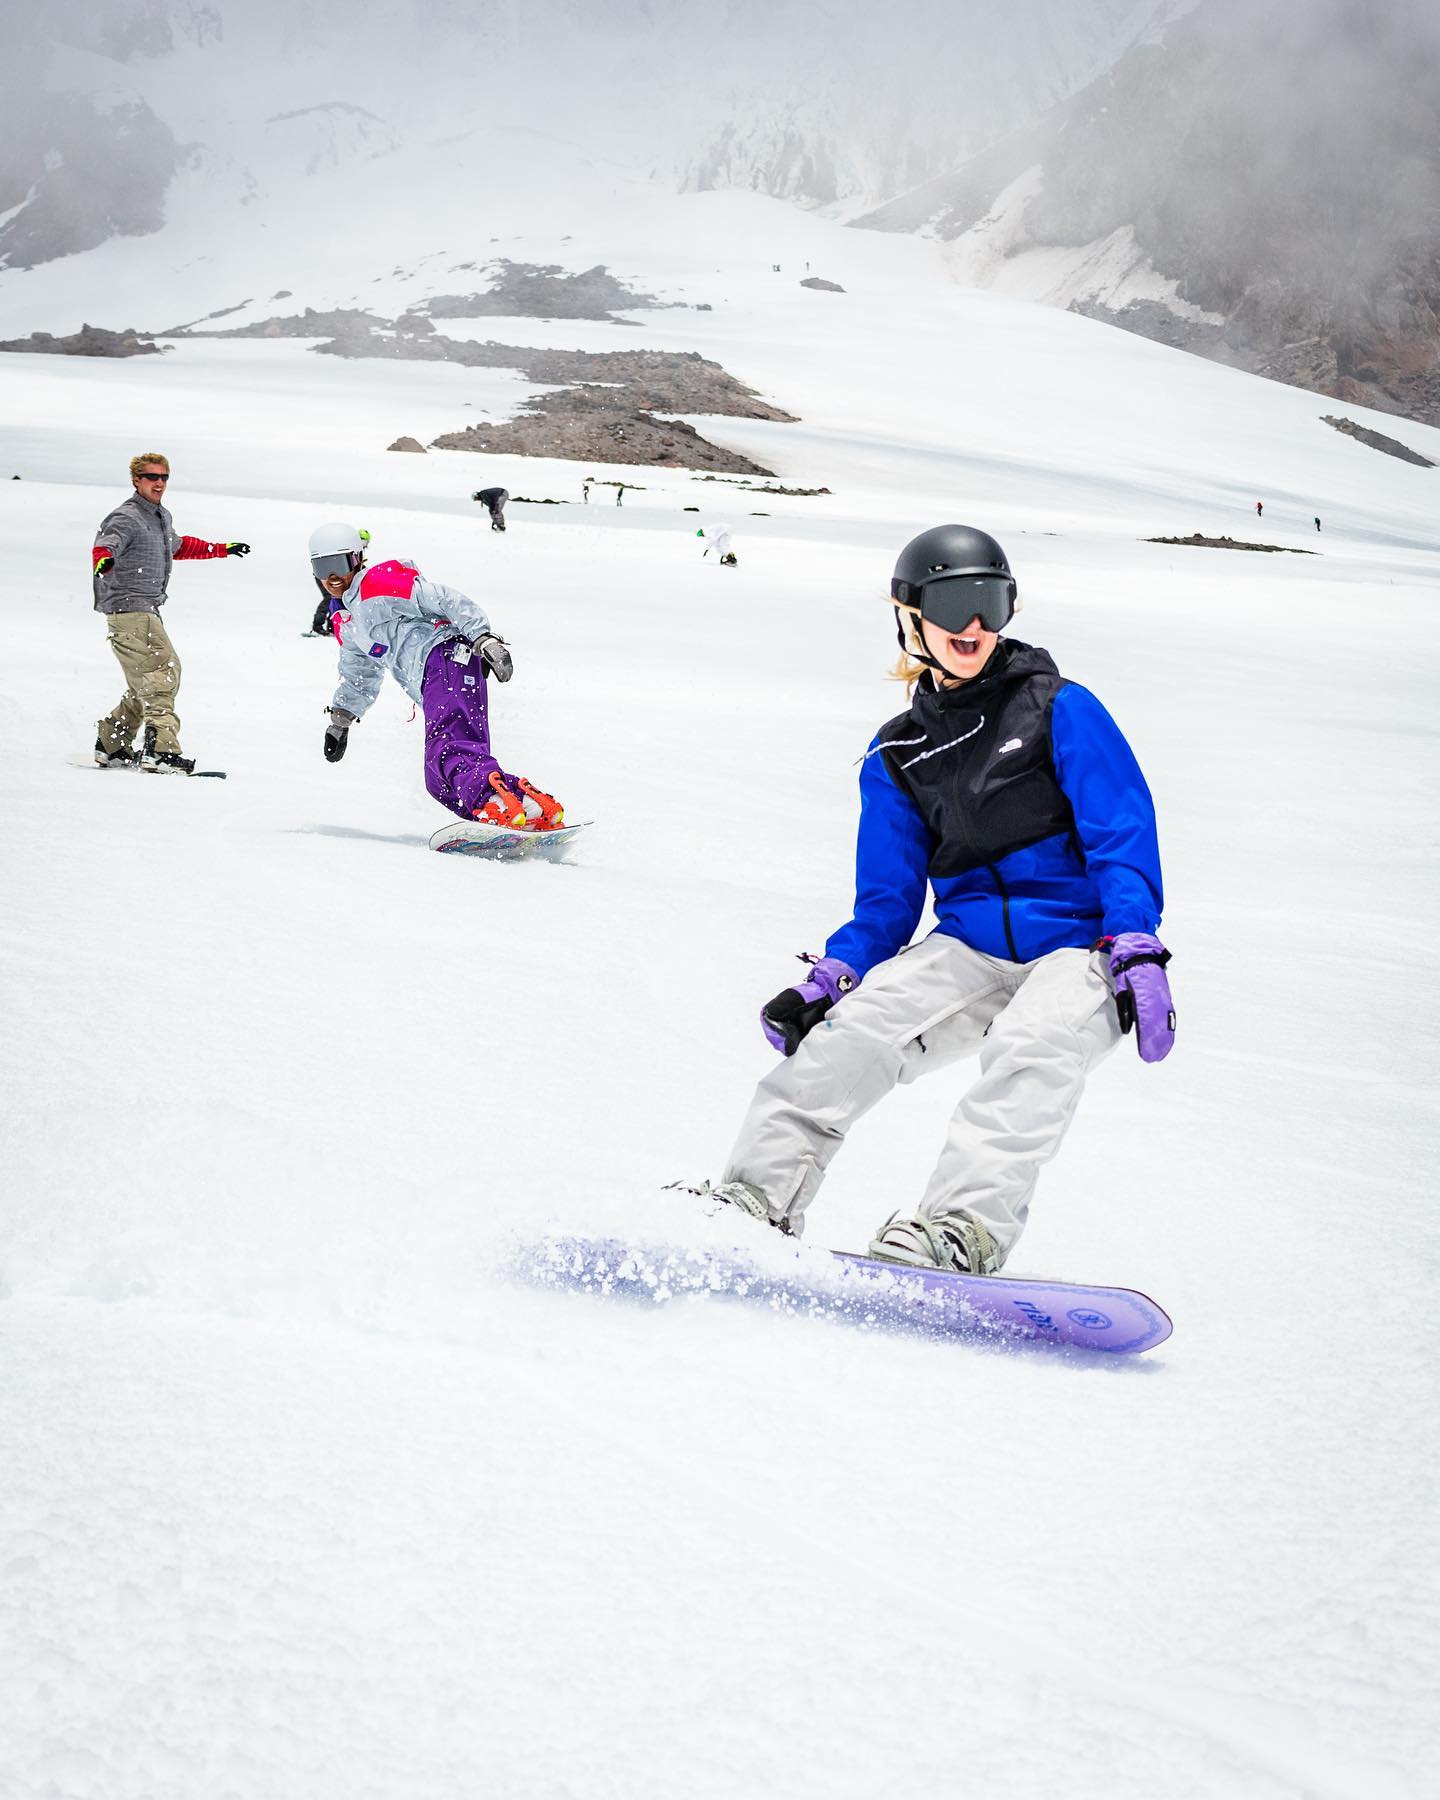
[988,861,1020,961]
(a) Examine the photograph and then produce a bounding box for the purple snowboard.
[525,1235,1171,1355]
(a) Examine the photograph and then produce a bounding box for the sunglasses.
[892,572,1017,634]
[137,471,170,482]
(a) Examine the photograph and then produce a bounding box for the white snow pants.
[722,933,1123,1260]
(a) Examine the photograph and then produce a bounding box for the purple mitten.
[761,955,859,1056]
[1105,933,1175,1063]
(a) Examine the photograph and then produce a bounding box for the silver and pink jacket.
[330,558,493,719]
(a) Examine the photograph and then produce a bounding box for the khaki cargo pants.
[98,610,182,756]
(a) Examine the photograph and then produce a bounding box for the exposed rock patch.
[433,409,773,475]
[420,261,671,321]
[1321,414,1435,468]
[799,277,845,293]
[387,436,426,453]
[1146,534,1317,555]
[0,324,167,358]
[171,306,388,339]
[298,317,792,473]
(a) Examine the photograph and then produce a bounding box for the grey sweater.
[92,493,228,615]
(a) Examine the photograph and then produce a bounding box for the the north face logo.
[998,737,1023,755]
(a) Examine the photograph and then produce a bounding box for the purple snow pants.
[421,641,519,819]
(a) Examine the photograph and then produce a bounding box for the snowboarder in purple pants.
[310,521,565,830]
[703,524,1174,1276]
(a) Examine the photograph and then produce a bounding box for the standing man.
[582,478,592,504]
[92,453,249,773]
[472,486,509,532]
[1255,500,1263,518]
[615,483,625,507]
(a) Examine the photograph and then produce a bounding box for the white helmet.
[308,521,369,588]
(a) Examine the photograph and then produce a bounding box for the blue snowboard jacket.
[825,640,1163,977]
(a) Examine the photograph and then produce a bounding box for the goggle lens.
[892,572,1016,634]
[311,551,358,582]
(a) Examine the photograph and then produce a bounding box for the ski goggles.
[891,571,1017,634]
[311,550,362,583]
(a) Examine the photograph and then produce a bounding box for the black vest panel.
[877,641,1075,879]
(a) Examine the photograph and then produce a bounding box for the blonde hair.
[889,607,930,691]
[130,452,170,478]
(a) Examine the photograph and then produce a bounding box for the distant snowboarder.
[311,521,564,829]
[615,484,625,507]
[699,523,1174,1276]
[92,451,249,773]
[697,522,737,566]
[583,479,593,504]
[472,486,509,532]
[1256,500,1263,517]
[1314,516,1322,532]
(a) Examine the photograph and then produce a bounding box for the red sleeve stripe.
[175,535,229,560]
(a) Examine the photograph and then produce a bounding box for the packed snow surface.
[2,176,1439,1800]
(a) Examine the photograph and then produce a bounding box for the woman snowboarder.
[311,521,564,829]
[706,524,1174,1273]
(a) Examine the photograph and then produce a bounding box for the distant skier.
[1315,516,1322,532]
[615,483,625,507]
[472,486,509,532]
[583,479,593,504]
[311,522,564,829]
[1256,500,1263,517]
[700,523,1174,1275]
[92,451,249,773]
[697,522,737,566]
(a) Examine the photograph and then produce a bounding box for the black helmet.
[891,524,1017,634]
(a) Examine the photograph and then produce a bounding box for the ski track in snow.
[2,178,1439,1800]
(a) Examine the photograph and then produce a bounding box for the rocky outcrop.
[856,0,1440,429]
[0,94,178,271]
[1146,534,1316,555]
[432,410,773,475]
[0,324,166,358]
[420,262,669,321]
[1321,414,1435,468]
[387,436,427,453]
[800,277,845,293]
[216,312,797,473]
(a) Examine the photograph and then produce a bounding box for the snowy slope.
[3,189,1440,1799]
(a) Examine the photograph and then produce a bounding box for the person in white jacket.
[698,521,737,565]
[310,521,564,829]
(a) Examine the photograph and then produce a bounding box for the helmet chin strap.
[894,606,947,676]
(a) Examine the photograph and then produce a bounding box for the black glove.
[225,542,251,557]
[760,957,858,1056]
[474,634,513,682]
[324,707,355,762]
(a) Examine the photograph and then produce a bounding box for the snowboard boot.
[477,771,528,829]
[490,516,506,532]
[517,778,564,831]
[719,552,738,566]
[94,736,139,767]
[668,1178,792,1235]
[141,748,196,775]
[868,1210,1003,1276]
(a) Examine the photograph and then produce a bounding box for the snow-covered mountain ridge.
[0,0,1194,275]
